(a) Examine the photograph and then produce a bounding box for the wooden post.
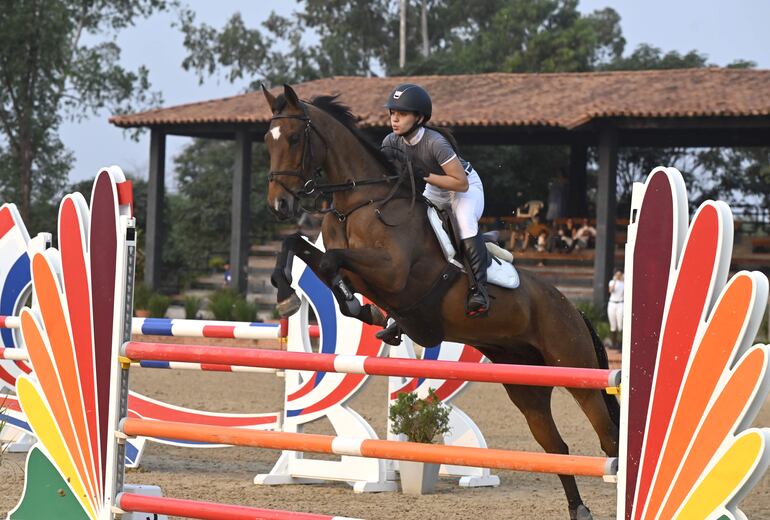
[230,130,252,294]
[145,129,166,290]
[593,126,618,309]
[568,144,588,217]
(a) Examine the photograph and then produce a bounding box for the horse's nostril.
[279,198,288,211]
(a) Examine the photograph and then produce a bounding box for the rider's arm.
[426,156,469,192]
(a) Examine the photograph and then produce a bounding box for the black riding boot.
[375,320,403,346]
[461,234,491,317]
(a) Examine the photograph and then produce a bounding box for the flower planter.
[398,460,440,495]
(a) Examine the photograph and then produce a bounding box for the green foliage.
[133,283,152,310]
[208,289,257,322]
[389,388,451,444]
[208,256,227,271]
[232,298,257,322]
[0,0,168,223]
[162,139,275,288]
[184,295,202,319]
[147,293,170,318]
[575,301,610,341]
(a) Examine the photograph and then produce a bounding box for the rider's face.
[389,110,420,135]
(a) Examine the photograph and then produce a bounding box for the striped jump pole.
[115,493,361,520]
[122,342,621,390]
[122,418,616,478]
[0,347,278,374]
[0,315,320,340]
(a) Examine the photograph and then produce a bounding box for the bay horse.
[262,84,619,520]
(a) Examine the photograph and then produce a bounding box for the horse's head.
[262,84,327,220]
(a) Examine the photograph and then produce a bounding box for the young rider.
[379,83,490,328]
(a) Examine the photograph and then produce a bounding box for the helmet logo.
[393,90,403,100]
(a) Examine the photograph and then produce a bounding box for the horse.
[262,84,619,520]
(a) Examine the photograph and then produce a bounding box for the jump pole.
[122,341,621,390]
[115,493,361,520]
[121,418,617,478]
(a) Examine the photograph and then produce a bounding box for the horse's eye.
[288,133,301,145]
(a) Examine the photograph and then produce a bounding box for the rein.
[268,103,417,225]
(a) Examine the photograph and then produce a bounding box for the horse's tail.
[580,311,621,428]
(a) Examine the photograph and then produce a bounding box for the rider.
[380,83,490,324]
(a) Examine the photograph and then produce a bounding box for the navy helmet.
[384,83,432,123]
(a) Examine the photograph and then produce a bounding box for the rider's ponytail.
[424,125,460,154]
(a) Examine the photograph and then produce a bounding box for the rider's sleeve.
[381,132,396,148]
[430,133,458,167]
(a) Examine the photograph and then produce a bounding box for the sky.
[61,0,770,185]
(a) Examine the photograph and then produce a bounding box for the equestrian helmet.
[384,83,432,122]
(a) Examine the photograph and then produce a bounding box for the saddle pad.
[427,207,520,289]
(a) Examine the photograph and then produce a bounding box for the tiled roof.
[109,68,770,130]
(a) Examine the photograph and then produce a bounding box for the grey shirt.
[381,128,470,177]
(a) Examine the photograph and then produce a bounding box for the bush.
[184,295,202,319]
[389,389,451,444]
[208,289,238,321]
[133,283,152,311]
[208,256,227,272]
[232,298,257,322]
[147,293,171,318]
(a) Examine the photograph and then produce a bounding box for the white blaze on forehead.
[269,125,281,140]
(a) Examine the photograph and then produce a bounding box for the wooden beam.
[230,131,252,294]
[145,129,166,290]
[593,126,618,309]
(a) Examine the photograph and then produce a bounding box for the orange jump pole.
[121,418,616,478]
[122,341,621,390]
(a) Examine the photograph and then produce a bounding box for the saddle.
[426,204,520,289]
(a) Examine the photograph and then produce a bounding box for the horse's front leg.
[271,233,387,327]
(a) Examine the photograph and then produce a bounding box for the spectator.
[508,228,524,251]
[521,215,549,251]
[549,217,576,253]
[607,269,624,350]
[573,218,597,250]
[223,263,232,288]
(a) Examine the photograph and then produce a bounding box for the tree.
[0,0,167,226]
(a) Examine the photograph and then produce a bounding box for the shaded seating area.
[110,68,770,307]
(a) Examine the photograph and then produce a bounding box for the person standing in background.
[607,269,624,350]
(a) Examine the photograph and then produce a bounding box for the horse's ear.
[283,84,300,108]
[261,84,277,113]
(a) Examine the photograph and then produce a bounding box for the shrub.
[208,256,227,272]
[184,295,202,319]
[232,298,257,322]
[133,283,152,311]
[208,289,237,321]
[147,293,171,318]
[389,388,451,444]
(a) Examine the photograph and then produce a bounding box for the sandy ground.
[1,341,769,520]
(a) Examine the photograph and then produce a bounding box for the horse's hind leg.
[567,388,619,457]
[502,384,594,520]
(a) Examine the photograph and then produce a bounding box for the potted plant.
[133,283,152,318]
[388,388,451,494]
[147,293,171,319]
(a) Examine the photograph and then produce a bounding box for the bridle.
[267,102,417,225]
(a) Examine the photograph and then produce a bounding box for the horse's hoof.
[569,505,593,520]
[276,294,302,317]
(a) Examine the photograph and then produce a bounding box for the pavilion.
[110,68,770,307]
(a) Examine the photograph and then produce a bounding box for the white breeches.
[424,170,485,240]
[607,301,624,332]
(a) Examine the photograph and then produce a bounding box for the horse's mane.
[274,93,396,175]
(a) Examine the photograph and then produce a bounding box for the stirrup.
[465,287,490,318]
[375,321,403,346]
